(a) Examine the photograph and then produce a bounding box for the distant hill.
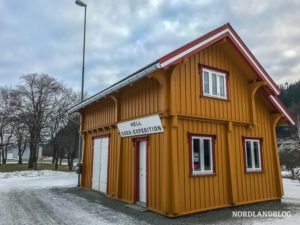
[278,80,300,108]
[277,79,300,138]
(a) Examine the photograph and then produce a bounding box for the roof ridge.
[67,23,295,125]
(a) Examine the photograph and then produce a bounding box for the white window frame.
[191,136,214,175]
[244,139,262,172]
[202,68,227,99]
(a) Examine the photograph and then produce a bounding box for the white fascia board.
[160,29,228,68]
[227,30,280,95]
[269,95,295,125]
[160,28,280,95]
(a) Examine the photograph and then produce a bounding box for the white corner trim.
[269,95,295,125]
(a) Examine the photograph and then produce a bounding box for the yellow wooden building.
[68,23,295,217]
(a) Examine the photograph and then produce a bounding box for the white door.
[92,137,109,193]
[99,137,109,193]
[92,138,101,191]
[139,141,147,203]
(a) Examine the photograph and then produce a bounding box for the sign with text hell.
[117,114,164,137]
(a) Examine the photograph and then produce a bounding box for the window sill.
[246,169,263,173]
[190,172,216,177]
[201,94,229,102]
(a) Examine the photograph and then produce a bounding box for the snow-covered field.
[0,170,76,191]
[0,170,299,225]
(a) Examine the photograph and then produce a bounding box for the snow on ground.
[0,171,149,225]
[282,178,300,203]
[0,171,299,225]
[281,170,293,178]
[0,170,77,192]
[266,179,300,225]
[251,179,300,225]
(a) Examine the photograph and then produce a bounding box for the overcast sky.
[0,0,299,95]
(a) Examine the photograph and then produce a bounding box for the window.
[190,135,215,175]
[244,138,262,172]
[202,67,227,99]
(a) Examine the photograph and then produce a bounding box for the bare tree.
[46,88,78,169]
[47,115,79,170]
[6,89,29,165]
[279,146,300,178]
[0,87,16,165]
[279,103,300,178]
[17,73,76,169]
[63,116,80,171]
[12,116,29,165]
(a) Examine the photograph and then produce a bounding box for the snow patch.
[0,170,77,192]
[282,178,300,201]
[281,170,292,178]
[0,170,70,178]
[0,171,299,224]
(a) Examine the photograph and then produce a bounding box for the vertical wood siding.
[82,98,115,131]
[80,40,282,216]
[81,128,170,213]
[81,77,170,213]
[232,96,280,204]
[175,120,231,212]
[119,78,160,121]
[172,43,254,123]
[168,41,281,215]
[173,101,279,215]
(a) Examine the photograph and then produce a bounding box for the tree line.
[0,73,80,170]
[278,79,300,175]
[278,79,300,139]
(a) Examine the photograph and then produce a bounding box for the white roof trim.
[160,28,280,95]
[68,62,161,113]
[269,95,295,125]
[160,29,228,68]
[68,25,287,118]
[227,30,280,95]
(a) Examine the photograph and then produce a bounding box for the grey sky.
[0,0,299,95]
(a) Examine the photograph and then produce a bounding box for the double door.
[92,136,109,193]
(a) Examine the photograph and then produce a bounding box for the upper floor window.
[189,134,215,176]
[244,138,262,172]
[202,67,228,99]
